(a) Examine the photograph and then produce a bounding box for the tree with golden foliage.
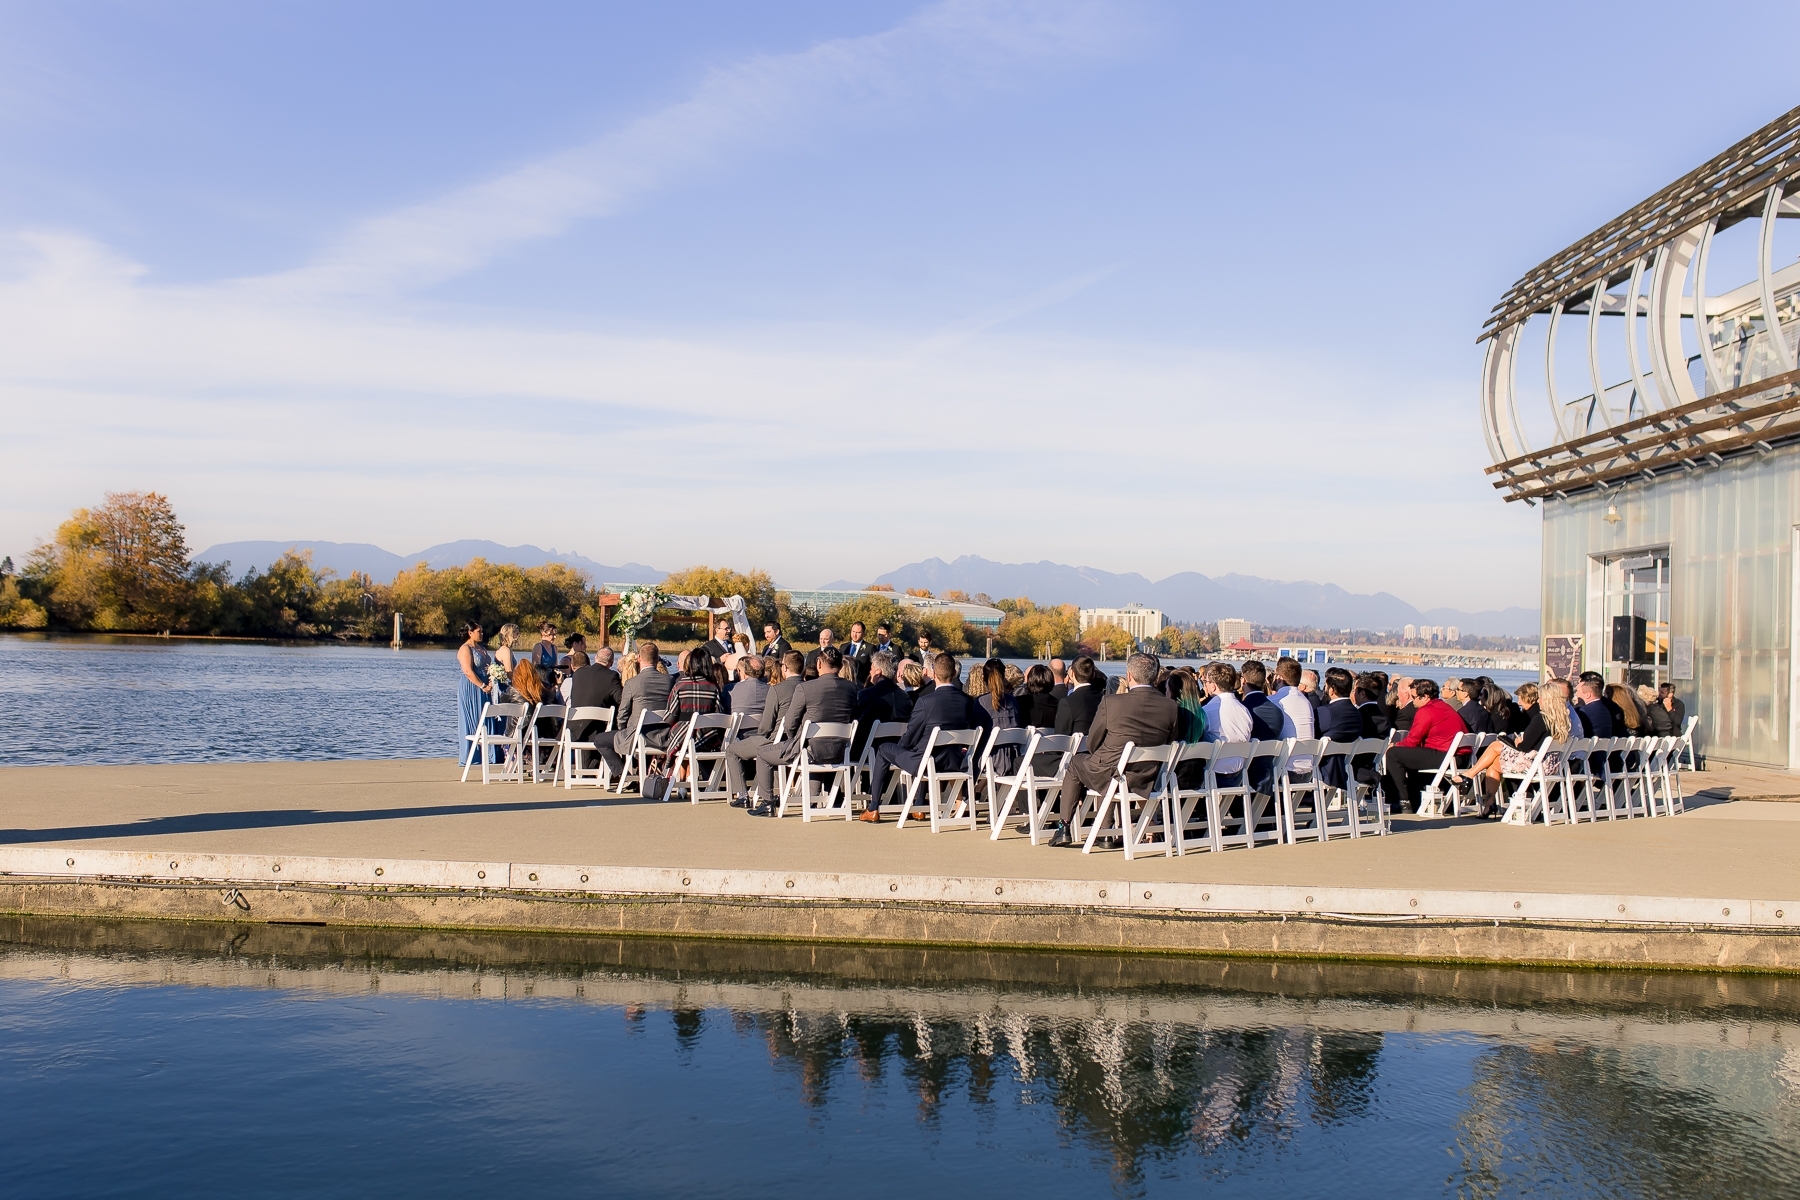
[27,491,193,631]
[994,597,1080,657]
[1078,621,1135,659]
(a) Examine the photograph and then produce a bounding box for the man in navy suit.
[850,651,913,760]
[865,654,991,821]
[1574,678,1615,738]
[1316,668,1362,791]
[1238,660,1285,795]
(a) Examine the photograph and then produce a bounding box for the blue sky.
[4,1,1799,610]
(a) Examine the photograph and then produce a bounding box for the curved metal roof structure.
[1481,105,1800,503]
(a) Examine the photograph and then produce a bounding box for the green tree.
[818,595,904,642]
[0,577,47,628]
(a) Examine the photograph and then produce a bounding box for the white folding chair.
[1416,732,1479,817]
[612,708,666,795]
[1083,742,1179,860]
[793,720,859,821]
[1675,715,1699,770]
[461,701,528,784]
[558,705,616,789]
[527,704,566,783]
[1613,737,1651,818]
[893,728,984,832]
[1643,735,1684,816]
[1308,738,1358,842]
[852,720,910,804]
[1000,732,1079,845]
[1276,738,1324,843]
[978,728,1035,833]
[670,712,738,803]
[1499,739,1570,825]
[1166,742,1216,854]
[1213,740,1286,850]
[1345,737,1390,837]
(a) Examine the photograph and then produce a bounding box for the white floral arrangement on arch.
[611,586,670,637]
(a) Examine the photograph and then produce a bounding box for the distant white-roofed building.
[1403,623,1418,642]
[1217,617,1253,647]
[1446,625,1461,643]
[1080,604,1165,640]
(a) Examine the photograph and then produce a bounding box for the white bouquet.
[611,586,669,637]
[486,661,509,688]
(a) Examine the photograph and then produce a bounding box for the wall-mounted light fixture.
[1604,504,1621,525]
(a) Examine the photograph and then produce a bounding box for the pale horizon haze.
[5,1,1800,611]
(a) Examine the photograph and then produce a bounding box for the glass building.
[1480,106,1800,766]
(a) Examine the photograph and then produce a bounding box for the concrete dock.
[3,758,1800,972]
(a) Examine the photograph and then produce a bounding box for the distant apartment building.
[1403,623,1418,641]
[1445,625,1461,643]
[1080,603,1166,640]
[1216,617,1253,647]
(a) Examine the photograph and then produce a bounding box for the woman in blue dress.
[456,622,495,761]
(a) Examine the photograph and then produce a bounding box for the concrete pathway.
[2,758,1796,901]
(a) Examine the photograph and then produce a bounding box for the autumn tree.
[1078,621,1134,659]
[994,597,1080,657]
[28,491,193,631]
[658,565,781,632]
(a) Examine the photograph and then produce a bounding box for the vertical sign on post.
[1542,635,1582,682]
[1671,636,1694,680]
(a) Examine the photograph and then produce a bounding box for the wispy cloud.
[256,0,1137,298]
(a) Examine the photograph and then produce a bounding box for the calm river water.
[1,919,1797,1198]
[0,634,1536,766]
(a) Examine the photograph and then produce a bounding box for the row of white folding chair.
[558,706,616,789]
[1164,738,1389,855]
[892,727,986,832]
[608,707,667,795]
[1496,738,1569,825]
[1566,736,1684,823]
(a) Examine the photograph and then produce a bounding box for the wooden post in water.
[391,613,403,648]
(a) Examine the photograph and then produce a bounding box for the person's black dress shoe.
[1049,823,1072,848]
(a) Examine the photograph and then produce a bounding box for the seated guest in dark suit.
[1237,660,1284,794]
[749,646,859,816]
[1017,664,1061,729]
[725,651,803,805]
[1450,679,1495,735]
[1574,678,1615,738]
[600,643,671,776]
[1316,667,1362,790]
[1354,673,1391,738]
[851,651,913,760]
[866,654,992,821]
[566,646,624,767]
[1659,683,1686,739]
[724,655,769,718]
[1054,656,1104,737]
[1050,654,1179,846]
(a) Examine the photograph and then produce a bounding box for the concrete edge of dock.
[4,843,1800,974]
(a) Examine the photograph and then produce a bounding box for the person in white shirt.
[1200,662,1254,743]
[1270,658,1315,740]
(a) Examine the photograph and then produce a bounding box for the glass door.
[1603,550,1670,688]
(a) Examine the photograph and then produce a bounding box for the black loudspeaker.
[1611,615,1647,663]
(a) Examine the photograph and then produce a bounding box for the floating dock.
[3,759,1799,973]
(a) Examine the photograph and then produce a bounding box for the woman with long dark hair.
[1017,664,1060,728]
[456,622,495,760]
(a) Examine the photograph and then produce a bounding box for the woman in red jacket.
[1383,678,1467,814]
